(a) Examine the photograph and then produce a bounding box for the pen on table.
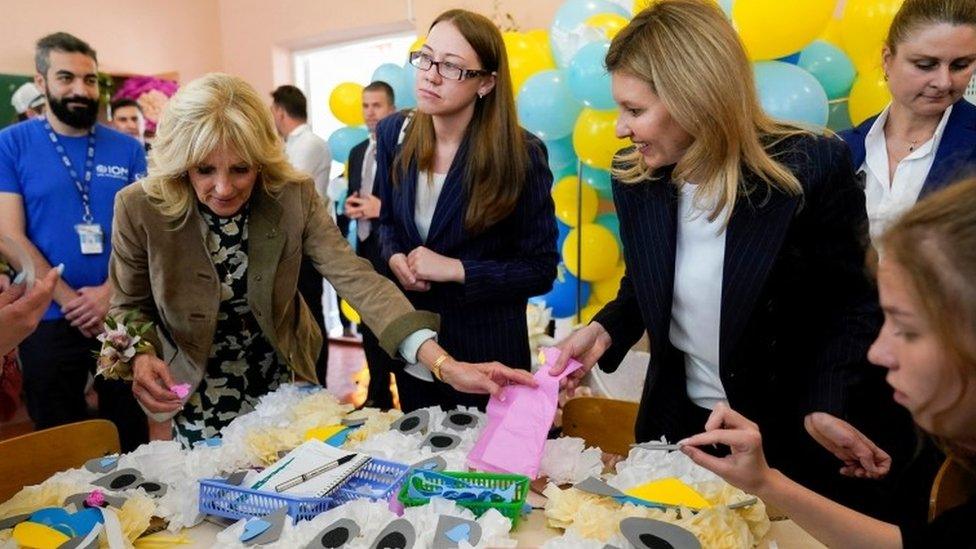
[250,457,294,491]
[275,454,356,493]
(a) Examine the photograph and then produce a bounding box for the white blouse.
[415,171,448,242]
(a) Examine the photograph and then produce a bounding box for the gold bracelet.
[431,354,450,382]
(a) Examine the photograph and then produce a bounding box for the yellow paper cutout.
[624,477,712,510]
[12,521,71,549]
[304,424,347,442]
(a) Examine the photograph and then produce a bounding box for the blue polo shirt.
[0,118,147,320]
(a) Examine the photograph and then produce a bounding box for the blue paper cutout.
[241,518,271,542]
[444,523,471,543]
[99,457,117,468]
[29,507,103,538]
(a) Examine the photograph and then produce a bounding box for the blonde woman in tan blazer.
[106,73,535,445]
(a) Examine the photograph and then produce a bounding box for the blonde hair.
[395,9,530,235]
[880,178,976,443]
[605,0,805,222]
[887,0,976,54]
[142,72,307,220]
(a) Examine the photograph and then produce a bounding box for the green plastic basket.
[397,471,530,527]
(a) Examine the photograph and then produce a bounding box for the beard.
[47,92,99,129]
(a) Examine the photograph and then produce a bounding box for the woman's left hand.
[439,360,538,398]
[804,412,891,479]
[407,246,464,283]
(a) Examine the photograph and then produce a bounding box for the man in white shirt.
[271,85,333,385]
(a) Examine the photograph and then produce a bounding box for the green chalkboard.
[1,73,35,129]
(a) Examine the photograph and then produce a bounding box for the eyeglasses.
[409,51,494,81]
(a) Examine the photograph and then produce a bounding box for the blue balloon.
[798,40,857,100]
[328,126,369,164]
[595,212,621,247]
[545,136,578,173]
[569,40,615,110]
[776,52,801,65]
[537,262,591,318]
[718,0,734,17]
[551,163,577,181]
[399,60,418,109]
[517,70,583,140]
[754,61,829,127]
[552,0,630,33]
[372,63,413,108]
[556,219,571,251]
[581,165,612,200]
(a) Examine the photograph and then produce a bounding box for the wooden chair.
[561,397,639,456]
[0,419,119,502]
[929,456,976,522]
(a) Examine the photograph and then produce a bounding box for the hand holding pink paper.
[466,347,583,478]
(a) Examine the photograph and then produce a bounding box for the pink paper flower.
[85,490,106,507]
[170,383,191,399]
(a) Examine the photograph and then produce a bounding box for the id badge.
[75,223,104,255]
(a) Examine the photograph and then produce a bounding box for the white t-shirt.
[415,171,448,242]
[669,184,728,410]
[861,104,952,243]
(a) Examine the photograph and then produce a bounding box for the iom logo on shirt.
[95,163,130,181]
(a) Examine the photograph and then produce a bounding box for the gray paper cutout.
[620,517,702,549]
[0,513,30,530]
[224,470,248,487]
[63,492,128,510]
[419,432,461,453]
[83,455,119,474]
[341,417,368,428]
[390,409,429,435]
[59,525,102,549]
[244,505,288,546]
[91,468,144,491]
[574,476,625,498]
[370,518,416,549]
[441,412,478,432]
[410,456,447,472]
[305,517,361,548]
[432,515,482,549]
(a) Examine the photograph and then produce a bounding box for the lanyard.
[44,120,96,224]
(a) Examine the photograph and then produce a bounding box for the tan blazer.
[109,178,438,420]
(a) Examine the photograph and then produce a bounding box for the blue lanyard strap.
[44,121,96,224]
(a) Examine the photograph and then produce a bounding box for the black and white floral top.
[173,204,289,447]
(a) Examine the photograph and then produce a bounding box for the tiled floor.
[0,339,368,442]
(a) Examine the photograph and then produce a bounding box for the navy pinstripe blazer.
[840,98,976,197]
[373,111,559,370]
[593,134,891,451]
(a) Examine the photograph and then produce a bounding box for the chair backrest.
[561,397,639,456]
[929,456,976,522]
[0,419,120,502]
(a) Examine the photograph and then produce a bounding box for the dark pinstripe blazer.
[593,134,897,463]
[373,111,559,371]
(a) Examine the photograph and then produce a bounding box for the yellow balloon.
[573,108,628,171]
[563,223,620,282]
[340,299,362,325]
[330,82,365,126]
[408,35,426,54]
[840,0,903,73]
[820,17,845,50]
[504,31,556,94]
[848,69,891,126]
[579,303,603,324]
[585,13,630,39]
[552,175,599,227]
[733,0,835,60]
[593,262,625,303]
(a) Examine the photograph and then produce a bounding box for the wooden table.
[179,505,826,548]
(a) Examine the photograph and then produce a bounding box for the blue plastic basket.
[199,457,410,522]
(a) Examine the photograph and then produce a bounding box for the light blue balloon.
[827,99,853,132]
[328,126,369,164]
[517,69,584,140]
[551,163,577,181]
[545,136,578,173]
[371,63,412,108]
[718,0,734,17]
[552,0,630,33]
[581,165,612,199]
[569,40,615,110]
[595,212,621,248]
[798,40,857,101]
[536,262,591,318]
[399,60,418,109]
[754,61,829,127]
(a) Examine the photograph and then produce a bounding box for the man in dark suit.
[344,81,397,409]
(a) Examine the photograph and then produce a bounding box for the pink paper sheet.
[466,347,582,478]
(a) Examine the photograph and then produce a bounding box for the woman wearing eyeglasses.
[374,9,559,412]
